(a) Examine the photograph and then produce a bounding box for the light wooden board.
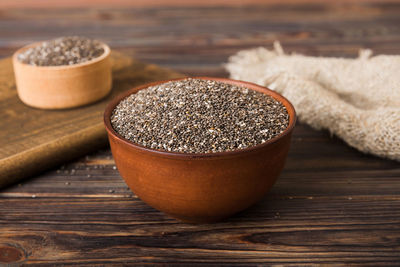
[0,51,183,188]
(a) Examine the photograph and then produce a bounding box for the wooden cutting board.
[0,51,184,188]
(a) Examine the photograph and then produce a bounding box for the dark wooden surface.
[1,1,400,265]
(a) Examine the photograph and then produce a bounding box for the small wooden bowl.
[13,41,112,109]
[104,77,296,223]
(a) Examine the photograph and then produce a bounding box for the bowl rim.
[104,77,297,159]
[12,39,110,69]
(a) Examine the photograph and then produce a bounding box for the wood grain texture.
[2,0,400,9]
[1,125,399,265]
[0,52,183,188]
[1,1,400,265]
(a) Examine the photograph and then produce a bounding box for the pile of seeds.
[111,78,289,153]
[17,36,104,66]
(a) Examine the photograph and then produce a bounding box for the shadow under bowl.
[104,77,296,223]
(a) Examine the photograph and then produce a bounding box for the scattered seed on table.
[17,36,104,66]
[111,78,289,153]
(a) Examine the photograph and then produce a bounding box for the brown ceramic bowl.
[104,77,296,223]
[13,40,112,109]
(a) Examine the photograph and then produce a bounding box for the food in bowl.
[104,77,296,223]
[111,78,289,153]
[13,36,112,109]
[17,36,105,66]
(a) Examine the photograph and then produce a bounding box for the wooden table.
[1,1,400,265]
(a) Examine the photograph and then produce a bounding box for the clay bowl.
[104,77,296,223]
[13,41,112,109]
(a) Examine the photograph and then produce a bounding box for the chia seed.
[17,36,105,66]
[111,78,289,153]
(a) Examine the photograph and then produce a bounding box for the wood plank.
[0,52,183,188]
[2,0,399,9]
[2,123,399,265]
[0,3,399,77]
[2,124,399,198]
[1,198,399,264]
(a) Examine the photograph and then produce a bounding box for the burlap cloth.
[225,42,400,161]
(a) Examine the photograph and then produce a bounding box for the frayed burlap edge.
[225,42,400,161]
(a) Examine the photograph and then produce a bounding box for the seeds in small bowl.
[111,78,289,153]
[13,36,112,109]
[17,36,105,66]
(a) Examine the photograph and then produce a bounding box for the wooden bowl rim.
[12,40,110,69]
[104,77,297,159]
